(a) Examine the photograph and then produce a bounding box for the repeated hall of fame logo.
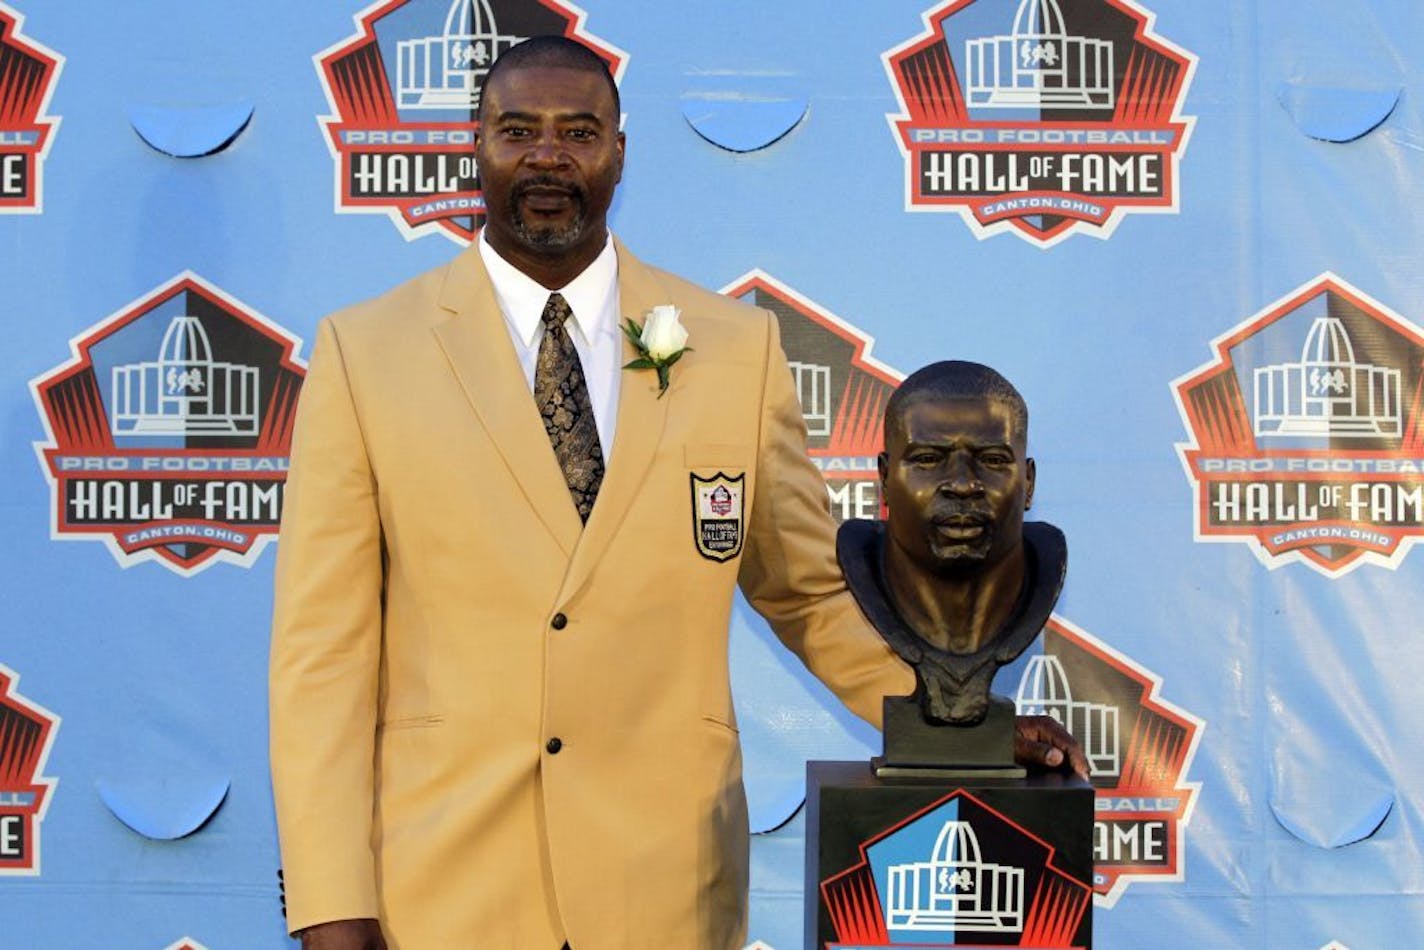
[1015,616,1203,906]
[0,2,62,214]
[316,0,625,243]
[721,271,903,524]
[820,789,1092,948]
[30,274,307,576]
[0,664,59,876]
[1174,274,1424,577]
[883,0,1195,247]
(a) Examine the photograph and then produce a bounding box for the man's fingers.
[1014,714,1091,779]
[1066,743,1091,780]
[1013,732,1062,768]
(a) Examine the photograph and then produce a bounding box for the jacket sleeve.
[269,317,384,933]
[736,311,915,727]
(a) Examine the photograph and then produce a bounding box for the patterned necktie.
[534,292,605,523]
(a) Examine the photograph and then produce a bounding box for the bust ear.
[877,451,889,491]
[1024,457,1036,510]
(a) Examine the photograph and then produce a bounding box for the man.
[839,360,1089,768]
[269,37,916,949]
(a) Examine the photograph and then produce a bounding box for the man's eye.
[979,453,1011,466]
[908,453,938,465]
[565,128,596,141]
[501,126,531,138]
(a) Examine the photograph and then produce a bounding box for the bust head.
[839,361,1066,731]
[878,361,1036,597]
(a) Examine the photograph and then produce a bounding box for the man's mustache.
[512,175,586,203]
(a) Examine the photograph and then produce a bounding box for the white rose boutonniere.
[622,305,692,397]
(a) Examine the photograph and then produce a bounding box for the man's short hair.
[884,360,1029,444]
[477,35,621,122]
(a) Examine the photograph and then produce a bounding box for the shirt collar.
[478,230,619,348]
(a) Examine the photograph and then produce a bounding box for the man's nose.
[526,133,568,167]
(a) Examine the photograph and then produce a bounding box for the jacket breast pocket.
[685,444,751,563]
[684,443,751,474]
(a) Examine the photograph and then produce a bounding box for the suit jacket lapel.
[559,240,673,602]
[431,244,583,558]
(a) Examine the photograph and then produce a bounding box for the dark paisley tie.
[534,292,605,523]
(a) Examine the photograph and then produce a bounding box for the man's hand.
[299,919,388,950]
[1014,714,1090,780]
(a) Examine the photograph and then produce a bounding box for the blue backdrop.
[3,1,1422,947]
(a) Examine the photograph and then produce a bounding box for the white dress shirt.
[478,231,622,460]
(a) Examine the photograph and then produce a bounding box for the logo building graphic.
[1253,316,1401,440]
[885,819,1025,932]
[0,664,59,876]
[1016,616,1203,905]
[820,790,1091,947]
[721,271,903,524]
[0,3,62,213]
[1175,273,1424,577]
[965,0,1114,109]
[31,274,306,575]
[884,0,1196,247]
[316,0,625,243]
[110,316,262,437]
[396,0,521,109]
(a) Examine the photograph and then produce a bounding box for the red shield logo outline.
[0,664,59,876]
[0,2,63,214]
[1173,273,1424,577]
[30,273,307,576]
[883,0,1196,247]
[1016,615,1204,906]
[819,788,1093,947]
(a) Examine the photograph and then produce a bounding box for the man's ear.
[1024,457,1036,511]
[877,452,889,500]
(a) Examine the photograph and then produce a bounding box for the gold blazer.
[269,239,913,949]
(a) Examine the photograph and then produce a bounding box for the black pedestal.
[806,760,1094,949]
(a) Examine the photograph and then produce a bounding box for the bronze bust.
[838,361,1075,774]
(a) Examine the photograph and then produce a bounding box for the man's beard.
[510,176,588,249]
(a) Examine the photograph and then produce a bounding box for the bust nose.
[941,452,982,495]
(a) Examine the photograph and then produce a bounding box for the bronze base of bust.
[872,694,1025,778]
